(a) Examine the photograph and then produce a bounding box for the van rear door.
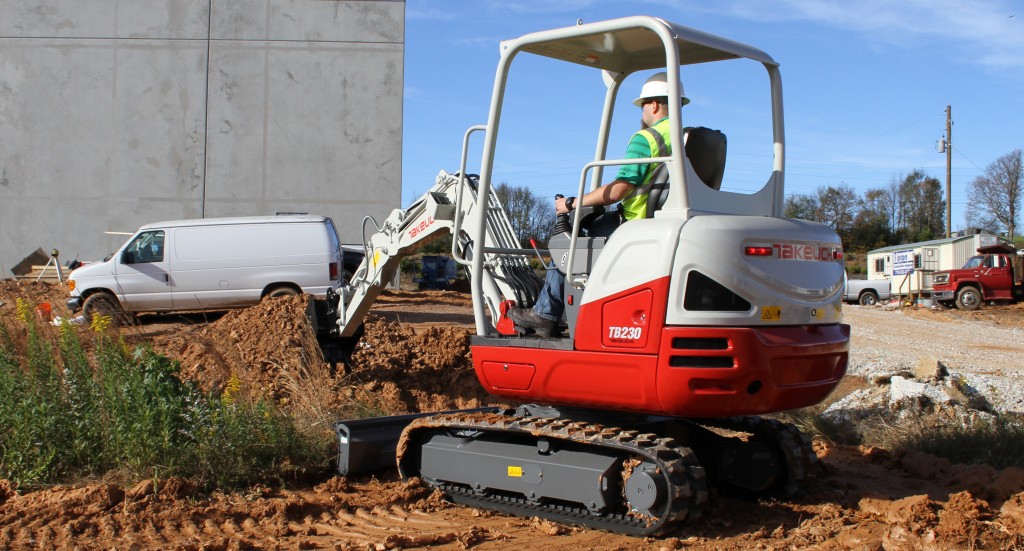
[114,229,173,310]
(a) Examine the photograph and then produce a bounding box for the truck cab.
[931,243,1023,310]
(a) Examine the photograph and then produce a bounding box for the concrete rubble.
[823,356,1011,432]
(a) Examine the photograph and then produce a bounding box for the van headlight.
[68,280,76,292]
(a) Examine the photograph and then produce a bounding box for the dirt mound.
[147,291,495,415]
[149,294,320,400]
[0,279,69,318]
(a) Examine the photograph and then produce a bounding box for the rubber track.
[398,412,709,536]
[696,416,817,497]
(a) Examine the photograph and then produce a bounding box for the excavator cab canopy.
[461,16,791,335]
[473,16,785,230]
[516,18,778,71]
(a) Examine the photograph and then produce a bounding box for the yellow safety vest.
[621,118,672,220]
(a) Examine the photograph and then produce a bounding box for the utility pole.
[945,105,952,238]
[936,106,953,237]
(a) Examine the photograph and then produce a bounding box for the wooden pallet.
[14,264,64,284]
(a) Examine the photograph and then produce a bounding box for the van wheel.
[267,286,299,298]
[82,292,133,326]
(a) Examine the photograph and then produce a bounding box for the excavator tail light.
[744,246,774,257]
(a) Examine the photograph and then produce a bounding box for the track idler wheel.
[623,461,667,517]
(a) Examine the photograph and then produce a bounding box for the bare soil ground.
[1,280,1023,550]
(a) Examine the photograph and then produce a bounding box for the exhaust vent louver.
[683,271,751,312]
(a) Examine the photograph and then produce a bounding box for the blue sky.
[401,1,1023,232]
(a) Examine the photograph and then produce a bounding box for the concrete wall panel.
[0,0,210,39]
[213,0,403,43]
[0,0,403,278]
[204,40,402,225]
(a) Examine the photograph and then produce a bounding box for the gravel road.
[845,304,1024,413]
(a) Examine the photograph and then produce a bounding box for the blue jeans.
[532,268,565,322]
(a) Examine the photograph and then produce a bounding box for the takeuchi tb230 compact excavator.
[310,16,850,536]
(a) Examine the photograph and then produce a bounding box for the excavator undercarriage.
[333,405,816,536]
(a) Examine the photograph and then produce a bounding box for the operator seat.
[645,126,727,218]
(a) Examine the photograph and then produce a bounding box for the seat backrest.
[685,126,727,191]
[645,126,727,218]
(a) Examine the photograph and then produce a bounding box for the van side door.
[113,230,173,310]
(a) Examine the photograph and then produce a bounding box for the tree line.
[784,169,946,253]
[785,148,1022,252]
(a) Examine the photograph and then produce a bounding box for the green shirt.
[617,117,672,220]
[614,118,667,186]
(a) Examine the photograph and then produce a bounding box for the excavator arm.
[324,170,542,338]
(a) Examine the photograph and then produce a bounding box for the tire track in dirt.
[294,504,487,548]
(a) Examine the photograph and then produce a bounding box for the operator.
[508,71,689,337]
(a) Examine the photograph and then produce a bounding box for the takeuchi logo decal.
[408,216,436,240]
[772,243,838,261]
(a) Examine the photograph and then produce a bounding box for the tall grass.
[0,299,321,490]
[783,406,1024,470]
[864,413,1024,469]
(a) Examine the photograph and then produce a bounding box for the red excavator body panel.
[475,276,849,417]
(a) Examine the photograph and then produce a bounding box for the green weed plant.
[0,300,318,490]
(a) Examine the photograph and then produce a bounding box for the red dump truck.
[931,243,1023,310]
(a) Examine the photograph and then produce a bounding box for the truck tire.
[955,287,982,310]
[82,292,133,327]
[858,290,879,306]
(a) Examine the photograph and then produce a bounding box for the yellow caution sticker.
[507,466,523,477]
[372,250,381,268]
[761,306,782,321]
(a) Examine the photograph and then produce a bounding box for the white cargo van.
[67,215,343,323]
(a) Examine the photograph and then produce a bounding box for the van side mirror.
[121,250,136,264]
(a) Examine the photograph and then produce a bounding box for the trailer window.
[874,258,885,272]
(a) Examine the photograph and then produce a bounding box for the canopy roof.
[509,16,777,74]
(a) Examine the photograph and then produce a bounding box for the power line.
[952,145,986,171]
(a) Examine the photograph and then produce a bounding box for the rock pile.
[824,357,1010,432]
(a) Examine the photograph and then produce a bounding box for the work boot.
[508,307,558,338]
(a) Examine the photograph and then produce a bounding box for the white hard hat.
[632,72,690,106]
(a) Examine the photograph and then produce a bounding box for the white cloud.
[720,0,1024,70]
